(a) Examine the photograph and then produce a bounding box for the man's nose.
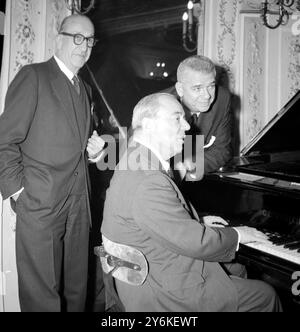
[182,118,190,131]
[79,39,89,51]
[200,87,210,98]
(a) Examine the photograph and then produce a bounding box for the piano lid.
[241,90,300,156]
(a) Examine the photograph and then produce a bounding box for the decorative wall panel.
[203,0,300,149]
[284,29,300,100]
[241,14,265,145]
[45,0,70,60]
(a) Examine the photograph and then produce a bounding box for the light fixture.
[149,61,169,80]
[65,0,95,15]
[182,1,202,53]
[261,0,300,29]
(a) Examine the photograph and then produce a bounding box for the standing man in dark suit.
[166,55,232,180]
[101,93,282,312]
[0,14,105,312]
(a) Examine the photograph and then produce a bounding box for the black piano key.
[284,240,300,249]
[270,236,293,245]
[286,243,300,251]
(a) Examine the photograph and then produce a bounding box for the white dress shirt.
[133,137,170,173]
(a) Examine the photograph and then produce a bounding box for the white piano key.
[245,240,300,265]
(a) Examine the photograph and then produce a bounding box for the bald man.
[0,15,105,311]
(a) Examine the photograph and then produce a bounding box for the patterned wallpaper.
[287,35,300,99]
[45,0,70,60]
[8,0,68,81]
[216,0,242,90]
[243,16,265,144]
[204,0,300,148]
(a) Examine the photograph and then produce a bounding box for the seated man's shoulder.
[137,171,174,192]
[113,168,167,187]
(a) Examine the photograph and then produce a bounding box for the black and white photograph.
[0,0,299,315]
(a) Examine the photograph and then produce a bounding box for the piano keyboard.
[244,239,300,265]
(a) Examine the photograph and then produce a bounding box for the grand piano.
[184,90,300,310]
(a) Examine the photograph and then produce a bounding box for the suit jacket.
[165,85,233,173]
[101,143,240,312]
[0,57,92,220]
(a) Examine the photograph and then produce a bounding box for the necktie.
[72,75,80,95]
[167,168,174,179]
[189,113,198,128]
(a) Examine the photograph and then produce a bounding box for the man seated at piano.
[100,93,282,312]
[165,55,232,181]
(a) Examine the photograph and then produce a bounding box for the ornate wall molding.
[7,0,68,81]
[45,0,69,60]
[216,0,240,89]
[243,17,265,143]
[12,0,37,76]
[287,36,300,99]
[205,0,300,149]
[242,0,263,11]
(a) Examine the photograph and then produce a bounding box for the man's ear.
[175,82,183,98]
[55,34,62,50]
[141,117,154,131]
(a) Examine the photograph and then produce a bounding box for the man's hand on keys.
[235,226,269,244]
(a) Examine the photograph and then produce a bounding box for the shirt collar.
[180,101,200,120]
[133,137,170,173]
[54,55,75,82]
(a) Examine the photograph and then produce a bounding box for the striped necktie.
[72,75,80,95]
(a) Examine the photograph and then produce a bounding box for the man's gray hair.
[177,55,216,82]
[131,93,176,131]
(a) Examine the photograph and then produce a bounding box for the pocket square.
[204,136,216,149]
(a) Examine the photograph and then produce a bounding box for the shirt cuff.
[9,187,24,199]
[233,227,240,251]
[88,149,106,163]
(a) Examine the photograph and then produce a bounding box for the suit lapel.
[197,86,221,142]
[48,58,81,143]
[198,107,214,137]
[81,79,92,147]
[134,143,200,221]
[168,176,200,221]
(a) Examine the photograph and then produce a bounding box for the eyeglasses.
[59,32,97,48]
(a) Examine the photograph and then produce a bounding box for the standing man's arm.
[0,66,38,199]
[83,83,107,163]
[87,130,106,162]
[204,92,232,173]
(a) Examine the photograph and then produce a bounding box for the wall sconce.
[65,0,95,15]
[182,0,202,53]
[261,0,300,29]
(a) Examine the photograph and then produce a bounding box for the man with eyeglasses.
[0,14,105,312]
